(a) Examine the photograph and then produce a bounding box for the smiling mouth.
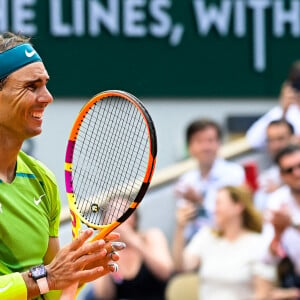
[32,111,43,120]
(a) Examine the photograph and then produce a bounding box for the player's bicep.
[44,237,60,265]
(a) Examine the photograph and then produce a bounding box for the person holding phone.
[173,185,275,300]
[246,61,300,150]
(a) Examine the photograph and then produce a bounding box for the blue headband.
[0,43,42,80]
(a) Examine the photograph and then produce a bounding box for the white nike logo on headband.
[25,49,36,58]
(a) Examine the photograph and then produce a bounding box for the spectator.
[246,61,300,149]
[254,119,295,211]
[173,185,275,300]
[85,211,174,300]
[174,119,245,243]
[263,144,300,298]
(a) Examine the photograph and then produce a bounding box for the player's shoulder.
[18,151,57,184]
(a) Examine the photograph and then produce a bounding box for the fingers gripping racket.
[61,90,157,299]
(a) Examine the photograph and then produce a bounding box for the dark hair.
[267,119,295,135]
[0,32,31,90]
[186,119,222,145]
[274,144,300,166]
[288,60,300,91]
[0,32,30,53]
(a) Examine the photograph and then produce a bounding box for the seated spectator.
[174,119,245,243]
[263,144,300,298]
[246,61,300,149]
[84,211,174,300]
[254,119,295,211]
[173,185,275,300]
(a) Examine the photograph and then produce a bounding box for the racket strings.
[96,97,149,220]
[74,100,125,222]
[88,99,142,222]
[89,98,146,202]
[72,96,150,226]
[86,99,123,200]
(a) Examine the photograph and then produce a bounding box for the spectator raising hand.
[246,61,300,150]
[173,185,275,300]
[280,83,300,116]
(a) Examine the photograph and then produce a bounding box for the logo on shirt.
[34,194,45,206]
[0,281,12,292]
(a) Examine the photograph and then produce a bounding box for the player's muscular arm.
[44,237,60,265]
[0,238,59,300]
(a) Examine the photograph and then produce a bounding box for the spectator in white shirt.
[175,119,245,243]
[263,144,300,298]
[173,185,275,300]
[255,119,295,211]
[246,61,300,149]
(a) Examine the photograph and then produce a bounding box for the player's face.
[279,151,300,193]
[214,189,243,229]
[188,127,220,166]
[0,62,53,140]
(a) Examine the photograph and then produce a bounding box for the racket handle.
[60,282,79,300]
[90,223,120,242]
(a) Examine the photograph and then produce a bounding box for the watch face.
[31,265,47,280]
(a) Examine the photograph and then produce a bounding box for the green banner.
[1,0,300,98]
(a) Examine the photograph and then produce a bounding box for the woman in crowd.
[173,185,275,300]
[85,210,174,300]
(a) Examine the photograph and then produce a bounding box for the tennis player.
[0,32,125,300]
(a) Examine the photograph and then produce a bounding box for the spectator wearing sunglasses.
[263,144,300,298]
[254,119,295,212]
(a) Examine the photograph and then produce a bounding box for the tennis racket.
[60,90,157,299]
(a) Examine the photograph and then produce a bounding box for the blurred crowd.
[84,61,300,300]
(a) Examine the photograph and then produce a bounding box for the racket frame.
[64,90,157,239]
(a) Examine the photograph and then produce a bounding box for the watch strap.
[36,277,49,295]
